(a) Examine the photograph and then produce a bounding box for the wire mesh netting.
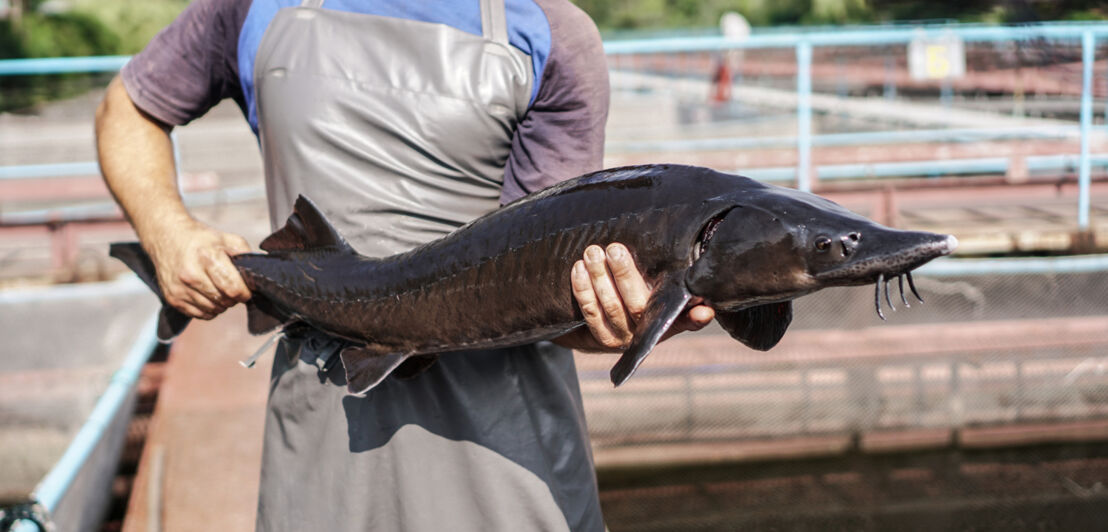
[579,268,1108,444]
[577,268,1108,530]
[592,28,1107,529]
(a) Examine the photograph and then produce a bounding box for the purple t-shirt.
[121,0,609,203]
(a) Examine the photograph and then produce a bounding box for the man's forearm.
[95,75,252,319]
[95,75,192,244]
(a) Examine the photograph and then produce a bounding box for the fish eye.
[814,236,832,252]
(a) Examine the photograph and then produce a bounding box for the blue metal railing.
[0,21,1103,228]
[3,277,159,532]
[0,55,129,76]
[603,22,1108,230]
[602,22,1108,53]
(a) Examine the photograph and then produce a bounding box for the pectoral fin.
[715,301,793,351]
[610,275,691,387]
[341,347,409,395]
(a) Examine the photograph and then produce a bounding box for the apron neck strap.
[297,1,507,46]
[480,0,509,46]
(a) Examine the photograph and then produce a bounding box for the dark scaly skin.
[232,164,736,356]
[112,163,956,389]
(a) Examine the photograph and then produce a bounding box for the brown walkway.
[122,306,270,532]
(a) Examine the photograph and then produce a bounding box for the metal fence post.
[1079,31,1094,230]
[797,40,813,192]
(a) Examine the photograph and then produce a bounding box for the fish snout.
[840,232,861,257]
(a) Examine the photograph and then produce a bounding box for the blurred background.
[1,1,1107,530]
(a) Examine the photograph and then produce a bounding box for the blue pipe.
[21,297,159,529]
[736,153,1108,182]
[919,254,1108,276]
[606,126,1081,154]
[1,24,1101,76]
[0,184,265,225]
[0,162,100,180]
[817,157,1009,180]
[0,24,1102,75]
[1079,32,1094,230]
[0,56,130,76]
[796,41,813,192]
[604,23,1108,55]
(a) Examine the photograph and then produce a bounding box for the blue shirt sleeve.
[501,0,609,204]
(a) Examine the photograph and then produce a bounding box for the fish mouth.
[814,233,957,284]
[813,233,957,320]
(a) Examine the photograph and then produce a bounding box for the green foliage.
[0,11,121,111]
[0,1,188,112]
[70,0,190,54]
[809,0,871,24]
[0,11,120,59]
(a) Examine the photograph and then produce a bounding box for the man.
[96,1,713,529]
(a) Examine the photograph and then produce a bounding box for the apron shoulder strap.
[480,0,509,46]
[298,1,508,47]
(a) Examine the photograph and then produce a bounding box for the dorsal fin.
[260,195,355,253]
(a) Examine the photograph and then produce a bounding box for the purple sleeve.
[501,0,610,204]
[120,0,251,126]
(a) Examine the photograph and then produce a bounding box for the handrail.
[920,253,1108,276]
[32,293,158,517]
[601,21,1104,228]
[0,55,130,76]
[0,21,1102,228]
[4,277,158,531]
[603,22,1108,54]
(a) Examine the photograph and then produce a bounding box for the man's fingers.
[583,245,632,344]
[567,242,714,352]
[207,251,251,303]
[571,259,621,348]
[605,243,648,322]
[190,252,233,304]
[167,286,218,319]
[169,294,213,319]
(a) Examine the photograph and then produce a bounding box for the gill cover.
[686,206,802,351]
[686,206,806,306]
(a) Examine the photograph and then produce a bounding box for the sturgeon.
[111,164,957,394]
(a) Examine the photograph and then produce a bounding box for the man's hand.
[556,243,715,352]
[145,219,252,320]
[96,75,250,320]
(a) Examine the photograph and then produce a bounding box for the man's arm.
[96,76,251,319]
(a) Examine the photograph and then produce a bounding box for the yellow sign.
[909,34,965,80]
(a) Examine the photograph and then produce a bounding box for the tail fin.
[108,243,192,343]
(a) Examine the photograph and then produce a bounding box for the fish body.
[110,164,957,394]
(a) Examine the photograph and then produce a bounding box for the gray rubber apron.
[252,1,603,531]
